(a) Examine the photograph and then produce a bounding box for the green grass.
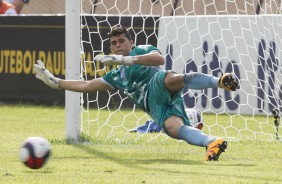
[1,105,282,184]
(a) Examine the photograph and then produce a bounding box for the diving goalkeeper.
[33,25,238,161]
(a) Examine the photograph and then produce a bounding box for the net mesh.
[80,0,282,142]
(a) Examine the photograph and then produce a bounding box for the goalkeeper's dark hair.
[108,25,132,41]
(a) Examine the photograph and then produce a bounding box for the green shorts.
[147,71,190,129]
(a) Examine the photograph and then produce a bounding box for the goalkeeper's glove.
[94,54,136,66]
[33,60,61,90]
[219,73,238,91]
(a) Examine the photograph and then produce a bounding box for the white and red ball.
[185,108,204,130]
[19,137,51,169]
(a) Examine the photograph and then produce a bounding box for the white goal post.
[65,0,81,142]
[65,0,282,142]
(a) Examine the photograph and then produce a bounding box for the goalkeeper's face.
[110,34,134,56]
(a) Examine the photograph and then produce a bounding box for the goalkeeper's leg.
[164,72,219,96]
[164,72,238,95]
[164,116,215,146]
[164,116,227,161]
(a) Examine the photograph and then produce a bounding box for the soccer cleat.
[205,138,227,161]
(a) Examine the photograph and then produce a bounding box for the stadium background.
[0,0,281,106]
[21,0,281,15]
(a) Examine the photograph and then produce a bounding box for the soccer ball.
[19,137,51,169]
[185,108,204,130]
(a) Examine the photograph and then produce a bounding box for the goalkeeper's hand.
[33,60,61,90]
[219,73,238,91]
[94,54,136,66]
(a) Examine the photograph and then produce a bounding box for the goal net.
[79,0,282,142]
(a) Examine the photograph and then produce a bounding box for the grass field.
[1,105,282,184]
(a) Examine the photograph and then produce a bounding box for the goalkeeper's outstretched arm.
[58,79,112,93]
[33,60,112,92]
[94,51,164,66]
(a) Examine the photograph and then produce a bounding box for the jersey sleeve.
[130,45,161,56]
[101,69,119,89]
[102,45,161,89]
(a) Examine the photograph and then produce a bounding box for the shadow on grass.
[71,143,202,170]
[22,167,53,174]
[47,140,282,183]
[70,144,282,182]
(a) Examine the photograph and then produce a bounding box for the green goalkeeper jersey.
[102,45,161,111]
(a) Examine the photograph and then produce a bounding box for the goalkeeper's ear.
[219,73,239,91]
